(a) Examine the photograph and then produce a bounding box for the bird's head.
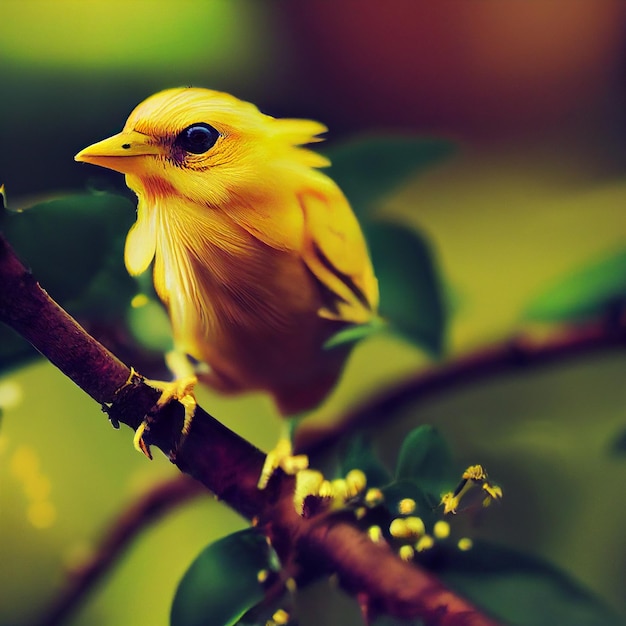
[75,87,329,207]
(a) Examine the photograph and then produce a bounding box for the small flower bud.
[389,518,410,538]
[416,535,435,552]
[318,480,334,498]
[433,520,450,539]
[364,488,384,507]
[368,525,383,543]
[397,498,416,515]
[345,469,367,497]
[405,516,426,537]
[293,469,325,515]
[399,545,415,562]
[458,537,473,551]
[330,478,349,501]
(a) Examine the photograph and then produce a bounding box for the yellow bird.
[75,87,379,484]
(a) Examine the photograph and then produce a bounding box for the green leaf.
[339,435,392,488]
[171,529,277,626]
[394,426,455,500]
[0,192,137,371]
[439,541,623,626]
[0,191,136,317]
[325,136,454,219]
[323,317,387,350]
[366,221,447,355]
[523,248,626,323]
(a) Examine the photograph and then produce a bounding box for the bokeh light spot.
[0,379,23,410]
[27,500,57,529]
[10,445,40,480]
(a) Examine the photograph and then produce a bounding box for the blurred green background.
[1,1,626,624]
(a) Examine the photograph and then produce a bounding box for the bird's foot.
[133,375,198,459]
[258,437,309,490]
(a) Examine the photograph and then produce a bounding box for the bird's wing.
[219,178,378,326]
[299,189,379,325]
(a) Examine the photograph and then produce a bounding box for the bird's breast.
[148,198,333,394]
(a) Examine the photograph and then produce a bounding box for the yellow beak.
[75,130,163,174]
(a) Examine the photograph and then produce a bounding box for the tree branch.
[0,231,268,519]
[0,232,500,626]
[30,300,626,626]
[297,320,626,453]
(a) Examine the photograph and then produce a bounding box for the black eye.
[175,123,220,154]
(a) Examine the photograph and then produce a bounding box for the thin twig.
[297,322,626,453]
[0,232,501,626]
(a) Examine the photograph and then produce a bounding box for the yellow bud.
[433,520,450,539]
[458,537,473,551]
[285,577,297,593]
[318,480,334,498]
[415,535,434,552]
[130,293,149,308]
[368,525,383,543]
[282,454,309,475]
[463,465,487,481]
[345,469,367,497]
[389,518,410,538]
[397,498,416,515]
[257,569,269,583]
[405,516,426,537]
[364,488,384,507]
[330,478,349,501]
[440,492,459,515]
[296,469,324,495]
[293,469,325,515]
[483,483,503,500]
[272,609,290,625]
[442,465,502,516]
[399,545,414,562]
[355,506,368,520]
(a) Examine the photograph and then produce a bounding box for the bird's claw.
[132,375,198,459]
[258,437,309,489]
[133,421,153,459]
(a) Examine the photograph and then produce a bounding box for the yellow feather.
[76,87,379,415]
[299,189,379,324]
[123,193,157,276]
